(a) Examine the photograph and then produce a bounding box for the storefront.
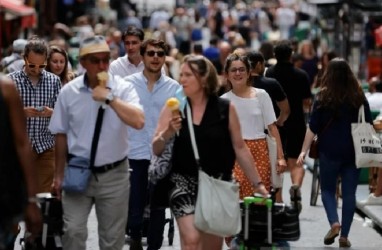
[0,0,36,59]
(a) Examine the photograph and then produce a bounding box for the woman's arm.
[296,127,315,166]
[152,105,182,156]
[228,103,268,196]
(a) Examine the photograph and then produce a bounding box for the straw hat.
[79,36,110,58]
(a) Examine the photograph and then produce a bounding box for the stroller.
[20,193,63,250]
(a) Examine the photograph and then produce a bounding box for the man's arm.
[52,133,67,200]
[276,98,290,127]
[92,85,144,130]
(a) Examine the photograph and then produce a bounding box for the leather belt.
[93,157,127,173]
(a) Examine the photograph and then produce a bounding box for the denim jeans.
[319,154,360,237]
[127,159,150,240]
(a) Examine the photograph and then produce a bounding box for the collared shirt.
[108,55,166,78]
[8,70,61,153]
[48,74,142,166]
[124,72,180,160]
[109,55,144,77]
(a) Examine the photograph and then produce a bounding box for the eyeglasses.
[87,56,110,65]
[229,67,247,74]
[146,51,165,58]
[24,58,47,69]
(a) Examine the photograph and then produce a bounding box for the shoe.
[289,184,302,213]
[129,239,143,250]
[339,237,352,248]
[324,224,340,245]
[359,193,382,206]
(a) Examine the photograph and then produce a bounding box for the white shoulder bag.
[352,105,382,168]
[187,103,241,237]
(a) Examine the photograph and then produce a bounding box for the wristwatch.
[105,92,114,105]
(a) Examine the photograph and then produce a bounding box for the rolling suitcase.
[239,196,300,249]
[20,193,63,250]
[240,196,274,249]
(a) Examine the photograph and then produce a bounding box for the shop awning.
[0,0,36,28]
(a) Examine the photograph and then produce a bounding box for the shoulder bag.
[309,117,333,159]
[352,105,382,168]
[62,106,104,193]
[187,103,241,237]
[258,91,283,188]
[148,136,175,184]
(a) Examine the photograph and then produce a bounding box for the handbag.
[186,103,241,237]
[352,105,382,168]
[148,136,174,184]
[308,137,319,159]
[266,134,283,188]
[259,92,283,188]
[308,117,333,159]
[62,107,105,193]
[62,156,91,193]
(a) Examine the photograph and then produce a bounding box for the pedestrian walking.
[49,35,144,250]
[221,53,287,198]
[152,55,268,250]
[46,45,75,85]
[109,27,145,77]
[265,40,312,211]
[0,39,27,73]
[0,74,42,250]
[297,58,372,248]
[8,36,61,193]
[124,39,180,250]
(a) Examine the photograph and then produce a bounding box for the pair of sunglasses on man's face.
[145,50,166,58]
[25,58,47,69]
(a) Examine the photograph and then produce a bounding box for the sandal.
[324,224,340,245]
[339,237,351,248]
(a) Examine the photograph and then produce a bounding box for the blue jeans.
[127,159,150,240]
[319,154,360,238]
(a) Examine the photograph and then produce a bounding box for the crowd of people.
[0,1,380,250]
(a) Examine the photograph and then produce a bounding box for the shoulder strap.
[187,103,201,169]
[89,107,105,174]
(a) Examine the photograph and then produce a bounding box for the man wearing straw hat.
[49,35,144,250]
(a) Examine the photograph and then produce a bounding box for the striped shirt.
[8,70,61,153]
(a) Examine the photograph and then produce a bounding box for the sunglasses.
[146,51,165,58]
[25,58,47,69]
[87,56,110,65]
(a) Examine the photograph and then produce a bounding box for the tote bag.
[266,134,283,188]
[351,105,382,168]
[148,137,174,184]
[186,103,241,237]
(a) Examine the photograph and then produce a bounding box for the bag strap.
[186,103,201,169]
[90,106,105,177]
[358,105,365,123]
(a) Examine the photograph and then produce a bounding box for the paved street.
[14,163,382,249]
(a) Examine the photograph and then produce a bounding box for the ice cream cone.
[97,71,108,87]
[166,97,180,117]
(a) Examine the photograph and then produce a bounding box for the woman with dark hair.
[297,58,372,248]
[46,46,75,85]
[312,50,337,91]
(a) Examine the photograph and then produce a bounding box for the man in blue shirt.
[124,39,180,250]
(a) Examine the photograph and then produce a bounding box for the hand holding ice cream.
[166,97,182,135]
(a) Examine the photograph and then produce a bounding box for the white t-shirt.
[221,88,276,140]
[367,92,382,113]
